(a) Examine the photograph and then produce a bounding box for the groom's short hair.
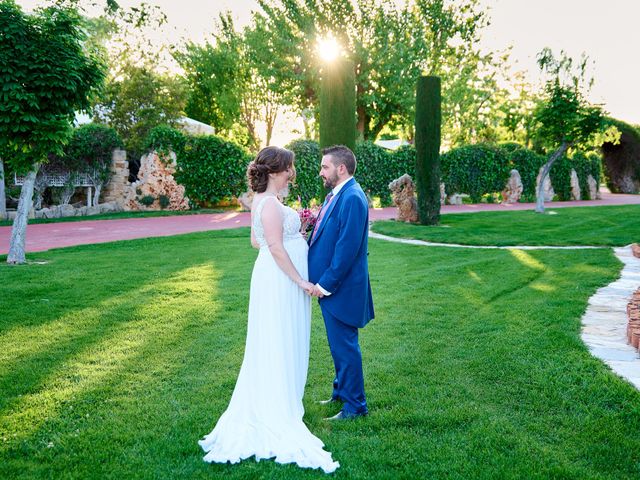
[322,145,357,175]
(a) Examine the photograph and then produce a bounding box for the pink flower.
[298,207,319,239]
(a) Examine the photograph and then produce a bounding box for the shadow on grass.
[1,234,640,479]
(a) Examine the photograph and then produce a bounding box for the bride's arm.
[250,225,260,249]
[261,200,314,293]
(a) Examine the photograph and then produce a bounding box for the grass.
[372,205,640,246]
[1,229,640,478]
[0,208,228,227]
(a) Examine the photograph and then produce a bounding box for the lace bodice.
[252,195,302,248]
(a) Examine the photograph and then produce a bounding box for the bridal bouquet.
[298,207,319,239]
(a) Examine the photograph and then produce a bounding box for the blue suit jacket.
[308,178,374,328]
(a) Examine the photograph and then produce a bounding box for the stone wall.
[102,149,129,207]
[122,151,189,211]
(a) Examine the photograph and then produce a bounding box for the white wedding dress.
[198,195,339,474]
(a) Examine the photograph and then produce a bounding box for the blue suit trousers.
[321,305,368,415]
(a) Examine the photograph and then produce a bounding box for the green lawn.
[1,229,640,478]
[0,208,227,227]
[372,205,640,246]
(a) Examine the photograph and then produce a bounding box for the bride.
[198,146,339,474]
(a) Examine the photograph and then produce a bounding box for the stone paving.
[580,246,640,389]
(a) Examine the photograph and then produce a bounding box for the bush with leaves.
[505,147,546,201]
[285,139,417,206]
[175,135,250,207]
[441,144,511,202]
[144,125,186,159]
[353,142,393,204]
[285,139,323,206]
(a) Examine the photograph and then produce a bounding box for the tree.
[532,49,616,213]
[176,13,286,148]
[319,58,356,151]
[93,63,186,166]
[251,0,498,143]
[415,76,441,225]
[0,1,106,264]
[65,124,123,205]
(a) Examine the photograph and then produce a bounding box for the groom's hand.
[311,285,325,298]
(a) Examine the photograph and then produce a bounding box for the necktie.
[310,191,334,243]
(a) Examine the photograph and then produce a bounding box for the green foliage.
[319,58,356,151]
[144,125,186,158]
[158,194,170,209]
[372,205,640,247]
[175,39,243,134]
[138,195,155,207]
[251,0,499,143]
[94,63,186,160]
[415,76,442,225]
[353,142,392,204]
[441,144,511,202]
[507,147,546,200]
[175,135,251,207]
[0,1,107,174]
[285,139,415,206]
[285,139,323,206]
[2,228,640,479]
[64,124,122,180]
[548,151,601,201]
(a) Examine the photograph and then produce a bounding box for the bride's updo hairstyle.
[247,146,296,193]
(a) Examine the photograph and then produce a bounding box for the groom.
[308,145,374,420]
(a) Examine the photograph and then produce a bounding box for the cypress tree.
[415,76,442,225]
[319,58,356,152]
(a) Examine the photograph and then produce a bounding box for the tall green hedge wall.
[143,127,602,207]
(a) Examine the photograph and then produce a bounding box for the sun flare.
[317,35,340,62]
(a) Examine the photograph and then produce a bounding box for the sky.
[17,0,640,129]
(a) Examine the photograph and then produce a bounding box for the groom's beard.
[323,172,339,189]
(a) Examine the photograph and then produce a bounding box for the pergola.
[14,165,97,207]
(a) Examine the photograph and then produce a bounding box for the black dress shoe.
[318,397,341,405]
[324,410,368,421]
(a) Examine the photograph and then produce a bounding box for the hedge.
[285,139,323,206]
[143,127,251,207]
[440,143,511,202]
[284,139,415,206]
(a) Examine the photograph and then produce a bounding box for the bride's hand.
[298,280,315,295]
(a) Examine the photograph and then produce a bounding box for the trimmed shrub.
[354,141,393,204]
[319,58,356,152]
[548,154,573,201]
[175,135,250,206]
[285,139,323,206]
[158,194,170,209]
[285,139,418,206]
[441,144,511,202]
[498,141,524,153]
[563,151,602,200]
[506,147,546,201]
[139,195,155,206]
[415,75,442,225]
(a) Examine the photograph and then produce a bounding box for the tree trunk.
[0,158,6,220]
[93,184,102,206]
[535,142,569,213]
[7,166,38,264]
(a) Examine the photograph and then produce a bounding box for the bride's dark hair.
[246,146,296,193]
